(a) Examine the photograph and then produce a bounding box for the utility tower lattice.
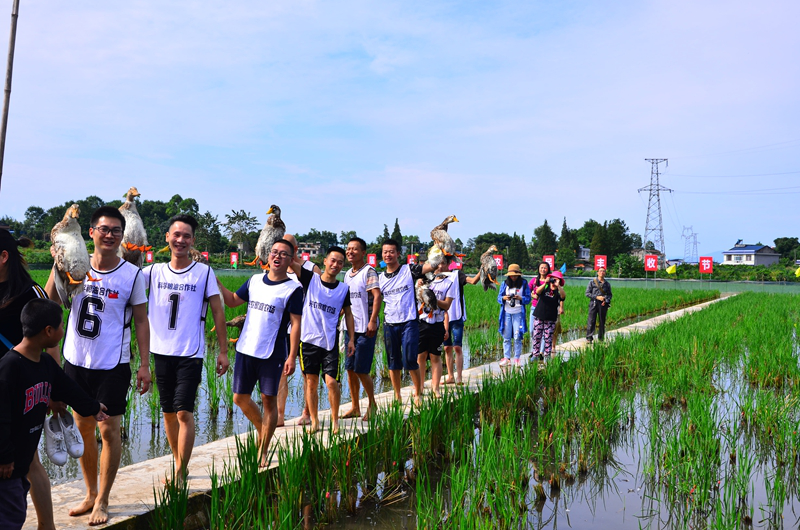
[682,226,699,264]
[639,159,672,258]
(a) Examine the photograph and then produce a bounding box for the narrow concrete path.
[24,294,730,529]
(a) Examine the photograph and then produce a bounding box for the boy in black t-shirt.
[0,299,108,530]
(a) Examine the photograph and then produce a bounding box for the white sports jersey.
[421,275,457,324]
[379,265,417,324]
[343,265,376,334]
[300,274,349,350]
[143,262,220,358]
[236,274,302,360]
[446,271,466,322]
[63,259,146,370]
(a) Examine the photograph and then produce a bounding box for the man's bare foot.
[69,494,97,517]
[341,409,360,419]
[307,421,320,433]
[361,405,377,422]
[297,415,312,426]
[88,501,109,526]
[433,390,442,398]
[443,377,455,385]
[413,394,422,406]
[332,423,339,434]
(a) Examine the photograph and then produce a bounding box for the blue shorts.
[233,351,285,397]
[443,318,464,347]
[383,320,420,371]
[345,332,377,374]
[0,477,29,529]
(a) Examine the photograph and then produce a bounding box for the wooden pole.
[0,0,21,194]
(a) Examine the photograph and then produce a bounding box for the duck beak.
[452,216,459,223]
[267,207,274,214]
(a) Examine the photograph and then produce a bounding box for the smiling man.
[45,206,150,526]
[289,246,355,433]
[141,214,229,482]
[217,239,303,466]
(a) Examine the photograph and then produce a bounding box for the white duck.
[118,187,150,268]
[50,204,99,305]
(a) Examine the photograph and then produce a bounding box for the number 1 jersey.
[143,262,220,359]
[62,259,147,370]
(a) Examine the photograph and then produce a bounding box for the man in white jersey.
[443,261,481,385]
[417,261,455,398]
[45,206,150,526]
[276,233,317,427]
[290,246,355,433]
[379,239,436,405]
[142,214,229,481]
[340,237,381,421]
[217,239,302,466]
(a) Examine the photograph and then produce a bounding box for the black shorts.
[64,361,131,417]
[153,354,203,413]
[233,351,285,397]
[418,320,446,356]
[300,342,339,379]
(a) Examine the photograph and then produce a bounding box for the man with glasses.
[45,206,150,526]
[217,239,303,466]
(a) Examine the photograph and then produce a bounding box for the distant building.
[630,248,666,268]
[577,245,590,261]
[722,240,780,266]
[298,241,322,258]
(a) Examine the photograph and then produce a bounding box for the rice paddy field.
[148,292,800,529]
[27,269,720,485]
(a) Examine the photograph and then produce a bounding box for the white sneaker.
[44,416,68,466]
[58,413,84,458]
[499,358,510,367]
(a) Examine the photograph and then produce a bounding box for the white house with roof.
[722,240,780,266]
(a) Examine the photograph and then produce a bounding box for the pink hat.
[547,270,565,286]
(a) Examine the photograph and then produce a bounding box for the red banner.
[230,252,239,265]
[493,254,504,270]
[301,252,310,261]
[367,254,377,267]
[644,254,658,271]
[699,257,713,274]
[145,251,153,263]
[407,255,417,265]
[543,255,555,269]
[201,251,209,261]
[594,255,607,270]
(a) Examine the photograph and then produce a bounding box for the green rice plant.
[204,350,221,418]
[148,378,161,430]
[150,464,190,530]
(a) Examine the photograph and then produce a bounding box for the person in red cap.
[531,270,566,360]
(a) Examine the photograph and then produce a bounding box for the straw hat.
[506,264,522,276]
[547,270,565,286]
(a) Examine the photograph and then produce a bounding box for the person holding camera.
[497,264,531,367]
[531,270,566,361]
[585,267,612,342]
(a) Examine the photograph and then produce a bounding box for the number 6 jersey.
[62,259,147,370]
[143,261,220,359]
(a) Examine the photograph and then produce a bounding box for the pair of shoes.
[44,413,84,466]
[498,358,511,367]
[512,358,522,367]
[586,337,593,343]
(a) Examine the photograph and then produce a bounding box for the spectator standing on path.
[497,264,531,367]
[585,267,612,343]
[531,270,566,361]
[0,299,109,530]
[0,229,61,530]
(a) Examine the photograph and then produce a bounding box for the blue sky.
[0,0,798,260]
